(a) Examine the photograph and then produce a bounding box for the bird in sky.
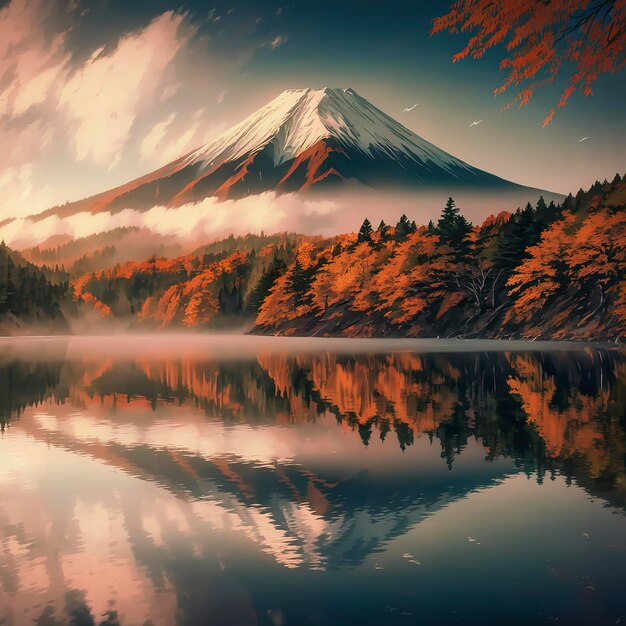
[402,103,419,113]
[579,136,590,142]
[469,119,484,127]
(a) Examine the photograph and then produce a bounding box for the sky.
[0,0,625,220]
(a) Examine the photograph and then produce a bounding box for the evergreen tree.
[358,218,373,243]
[395,214,414,241]
[562,193,575,212]
[492,203,541,272]
[435,197,472,258]
[245,257,287,314]
[358,420,373,447]
[377,220,390,242]
[287,258,314,307]
[535,195,547,215]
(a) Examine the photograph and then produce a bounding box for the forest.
[0,243,70,333]
[1,173,624,340]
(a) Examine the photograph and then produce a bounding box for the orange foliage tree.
[372,229,457,324]
[507,212,575,321]
[508,205,626,333]
[568,209,626,301]
[432,0,626,124]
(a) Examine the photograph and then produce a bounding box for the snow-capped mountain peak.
[24,87,537,226]
[185,87,474,177]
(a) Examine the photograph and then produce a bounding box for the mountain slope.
[33,87,535,222]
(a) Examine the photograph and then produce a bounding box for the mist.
[0,186,562,253]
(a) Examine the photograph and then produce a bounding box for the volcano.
[32,87,542,222]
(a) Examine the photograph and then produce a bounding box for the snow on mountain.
[17,86,544,231]
[185,87,477,178]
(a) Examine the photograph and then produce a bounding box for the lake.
[0,335,625,625]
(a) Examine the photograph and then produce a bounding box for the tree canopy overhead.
[431,0,626,124]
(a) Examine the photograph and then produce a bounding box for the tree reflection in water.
[0,338,624,626]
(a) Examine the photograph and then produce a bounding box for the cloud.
[0,1,289,222]
[0,162,63,220]
[139,109,225,167]
[0,193,340,249]
[140,114,177,161]
[0,1,223,219]
[58,11,195,169]
[0,0,70,118]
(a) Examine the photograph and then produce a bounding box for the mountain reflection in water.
[0,336,625,626]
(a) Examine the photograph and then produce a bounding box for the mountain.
[33,87,540,222]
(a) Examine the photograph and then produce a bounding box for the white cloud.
[0,0,69,118]
[58,11,195,168]
[0,193,341,249]
[139,109,226,167]
[140,114,177,161]
[159,126,198,163]
[0,163,58,220]
[0,1,267,222]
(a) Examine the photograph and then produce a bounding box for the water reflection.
[0,336,625,625]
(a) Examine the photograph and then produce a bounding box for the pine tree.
[435,197,472,258]
[358,218,373,243]
[377,220,390,242]
[535,195,547,216]
[575,188,587,210]
[245,257,286,314]
[562,193,575,212]
[492,203,541,272]
[287,259,313,306]
[395,214,413,241]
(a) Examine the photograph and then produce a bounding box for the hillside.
[68,173,626,341]
[252,174,626,341]
[70,233,303,328]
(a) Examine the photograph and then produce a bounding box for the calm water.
[0,335,625,626]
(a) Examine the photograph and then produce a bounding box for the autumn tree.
[568,208,626,313]
[432,0,626,124]
[183,290,219,326]
[372,229,457,325]
[507,213,576,321]
[308,239,390,315]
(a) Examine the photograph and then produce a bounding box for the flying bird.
[579,136,589,142]
[402,103,419,113]
[469,120,484,127]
